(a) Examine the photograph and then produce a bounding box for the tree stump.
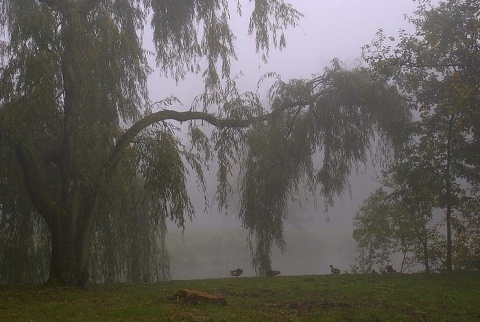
[171,289,227,306]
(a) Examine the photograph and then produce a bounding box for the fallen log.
[171,289,227,306]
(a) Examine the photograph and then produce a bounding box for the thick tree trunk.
[40,8,96,287]
[46,204,96,287]
[48,223,85,286]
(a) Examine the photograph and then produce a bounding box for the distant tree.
[363,0,480,271]
[452,207,480,270]
[0,0,409,286]
[353,189,399,273]
[353,144,445,273]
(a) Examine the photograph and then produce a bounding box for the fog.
[148,1,436,279]
[166,166,381,279]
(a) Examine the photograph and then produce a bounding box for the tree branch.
[13,142,64,226]
[409,63,466,69]
[98,100,308,182]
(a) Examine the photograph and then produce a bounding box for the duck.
[329,265,341,274]
[265,269,281,276]
[230,268,243,277]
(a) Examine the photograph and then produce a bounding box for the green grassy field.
[1,272,479,321]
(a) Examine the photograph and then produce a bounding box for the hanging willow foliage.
[0,0,410,284]
[238,62,411,273]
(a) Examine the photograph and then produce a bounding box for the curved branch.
[99,101,308,182]
[13,142,64,226]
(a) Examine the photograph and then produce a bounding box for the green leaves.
[237,61,410,273]
[0,0,413,282]
[137,127,201,228]
[149,0,302,87]
[248,0,303,62]
[353,157,444,272]
[360,0,480,272]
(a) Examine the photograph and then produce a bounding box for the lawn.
[1,272,479,321]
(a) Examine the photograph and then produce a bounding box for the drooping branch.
[98,100,309,184]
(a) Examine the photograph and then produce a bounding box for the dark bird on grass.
[230,268,243,277]
[266,269,281,276]
[329,265,341,274]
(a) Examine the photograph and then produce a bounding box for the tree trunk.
[420,230,430,273]
[41,9,97,287]
[46,204,96,287]
[48,223,84,286]
[445,203,453,271]
[444,114,455,272]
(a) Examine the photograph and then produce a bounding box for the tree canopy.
[0,0,410,286]
[356,0,480,272]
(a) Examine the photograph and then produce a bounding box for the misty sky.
[148,0,433,227]
[148,0,434,104]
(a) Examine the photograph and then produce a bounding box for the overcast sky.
[148,0,436,106]
[233,0,419,77]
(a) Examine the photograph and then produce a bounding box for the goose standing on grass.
[329,265,341,274]
[230,268,243,277]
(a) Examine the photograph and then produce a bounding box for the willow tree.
[0,0,409,286]
[240,61,411,274]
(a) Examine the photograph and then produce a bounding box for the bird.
[329,265,341,274]
[265,269,281,276]
[230,268,243,277]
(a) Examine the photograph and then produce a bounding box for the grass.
[1,272,479,321]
